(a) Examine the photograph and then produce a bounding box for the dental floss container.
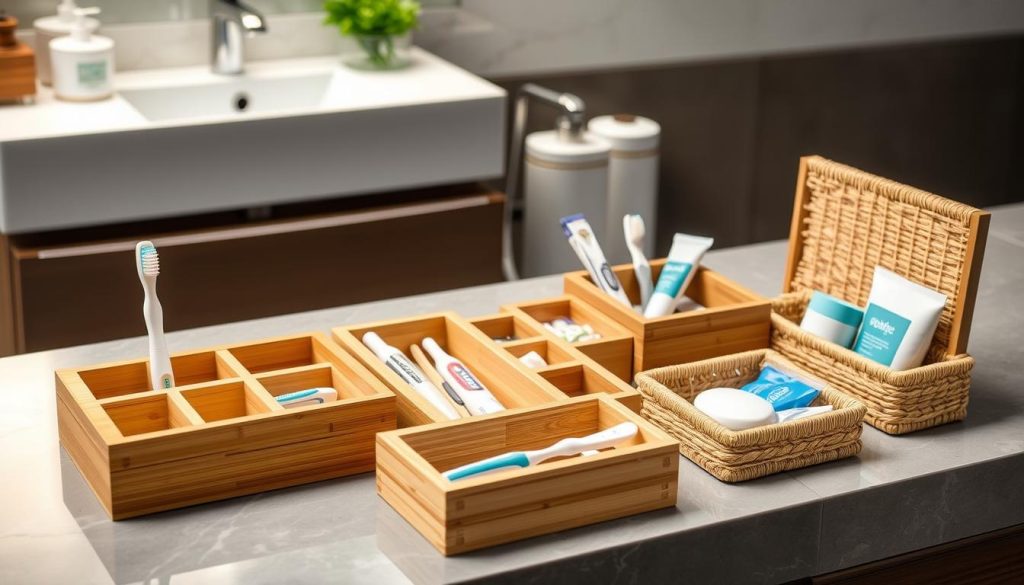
[33,0,98,86]
[50,6,113,102]
[522,129,611,277]
[693,387,778,431]
[588,114,661,264]
[800,291,864,349]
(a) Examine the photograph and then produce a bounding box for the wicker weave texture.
[770,292,972,435]
[790,156,978,363]
[635,349,865,482]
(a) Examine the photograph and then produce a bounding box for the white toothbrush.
[136,241,174,390]
[624,214,653,308]
[443,422,638,481]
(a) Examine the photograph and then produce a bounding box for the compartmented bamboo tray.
[564,261,771,374]
[376,394,679,555]
[772,156,990,434]
[56,332,395,519]
[333,312,640,426]
[468,311,641,411]
[636,349,865,482]
[498,295,634,381]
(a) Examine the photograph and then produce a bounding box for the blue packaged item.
[740,365,819,412]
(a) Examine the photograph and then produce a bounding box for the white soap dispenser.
[50,6,113,102]
[33,0,99,86]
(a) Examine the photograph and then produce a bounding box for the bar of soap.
[693,387,778,431]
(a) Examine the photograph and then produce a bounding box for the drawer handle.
[33,195,495,260]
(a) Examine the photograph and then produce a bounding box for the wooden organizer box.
[497,295,634,381]
[376,394,679,555]
[334,311,640,426]
[564,261,771,375]
[467,311,641,412]
[56,332,395,519]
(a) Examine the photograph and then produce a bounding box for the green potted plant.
[324,0,421,70]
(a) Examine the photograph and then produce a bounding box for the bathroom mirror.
[9,0,458,27]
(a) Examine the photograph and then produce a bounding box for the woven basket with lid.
[772,156,990,435]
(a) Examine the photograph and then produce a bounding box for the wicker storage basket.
[636,349,865,482]
[774,156,990,435]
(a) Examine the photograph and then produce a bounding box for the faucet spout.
[211,0,267,75]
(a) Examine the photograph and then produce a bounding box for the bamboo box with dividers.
[56,332,396,520]
[332,311,642,426]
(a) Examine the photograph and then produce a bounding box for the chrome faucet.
[210,0,267,75]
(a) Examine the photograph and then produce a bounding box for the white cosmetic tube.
[643,233,714,318]
[853,267,947,371]
[561,214,632,308]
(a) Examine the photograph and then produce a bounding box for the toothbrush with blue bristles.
[136,241,174,390]
[443,422,639,481]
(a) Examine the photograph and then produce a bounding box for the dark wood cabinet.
[2,185,504,354]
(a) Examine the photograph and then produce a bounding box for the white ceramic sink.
[119,73,334,122]
[0,49,506,234]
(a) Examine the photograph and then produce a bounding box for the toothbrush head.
[624,214,646,248]
[136,241,160,280]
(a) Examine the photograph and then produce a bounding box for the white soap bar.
[693,387,778,431]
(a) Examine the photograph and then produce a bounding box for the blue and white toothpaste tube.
[275,387,338,409]
[643,233,713,318]
[560,213,632,308]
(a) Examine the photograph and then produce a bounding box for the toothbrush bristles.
[140,245,160,276]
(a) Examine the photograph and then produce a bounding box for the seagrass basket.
[636,349,865,482]
[773,156,990,435]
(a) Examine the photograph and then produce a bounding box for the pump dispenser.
[34,0,99,85]
[49,7,113,101]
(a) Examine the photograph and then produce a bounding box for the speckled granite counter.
[1,203,1022,585]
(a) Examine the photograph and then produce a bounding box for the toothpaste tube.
[740,365,819,411]
[643,233,713,318]
[560,214,632,308]
[276,387,338,409]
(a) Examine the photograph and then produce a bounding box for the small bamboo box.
[564,261,771,375]
[467,311,642,412]
[498,295,635,382]
[56,332,395,519]
[376,394,679,555]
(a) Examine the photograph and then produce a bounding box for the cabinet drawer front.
[12,193,503,352]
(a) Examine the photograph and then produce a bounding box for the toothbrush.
[422,337,505,416]
[623,214,653,309]
[276,387,338,409]
[443,422,639,481]
[136,241,174,390]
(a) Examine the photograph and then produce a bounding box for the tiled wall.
[495,34,1024,252]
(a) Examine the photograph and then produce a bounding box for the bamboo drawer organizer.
[497,295,635,381]
[636,349,865,482]
[468,311,641,411]
[564,261,771,375]
[56,333,396,520]
[771,156,990,434]
[376,394,679,555]
[333,312,640,426]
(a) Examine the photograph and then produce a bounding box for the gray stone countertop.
[1,203,1022,585]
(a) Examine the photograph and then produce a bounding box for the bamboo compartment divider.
[332,312,570,427]
[56,332,396,520]
[772,155,991,434]
[467,311,642,412]
[376,394,679,555]
[497,295,635,381]
[564,261,771,374]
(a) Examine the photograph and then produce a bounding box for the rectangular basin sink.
[119,73,334,122]
[0,50,506,234]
